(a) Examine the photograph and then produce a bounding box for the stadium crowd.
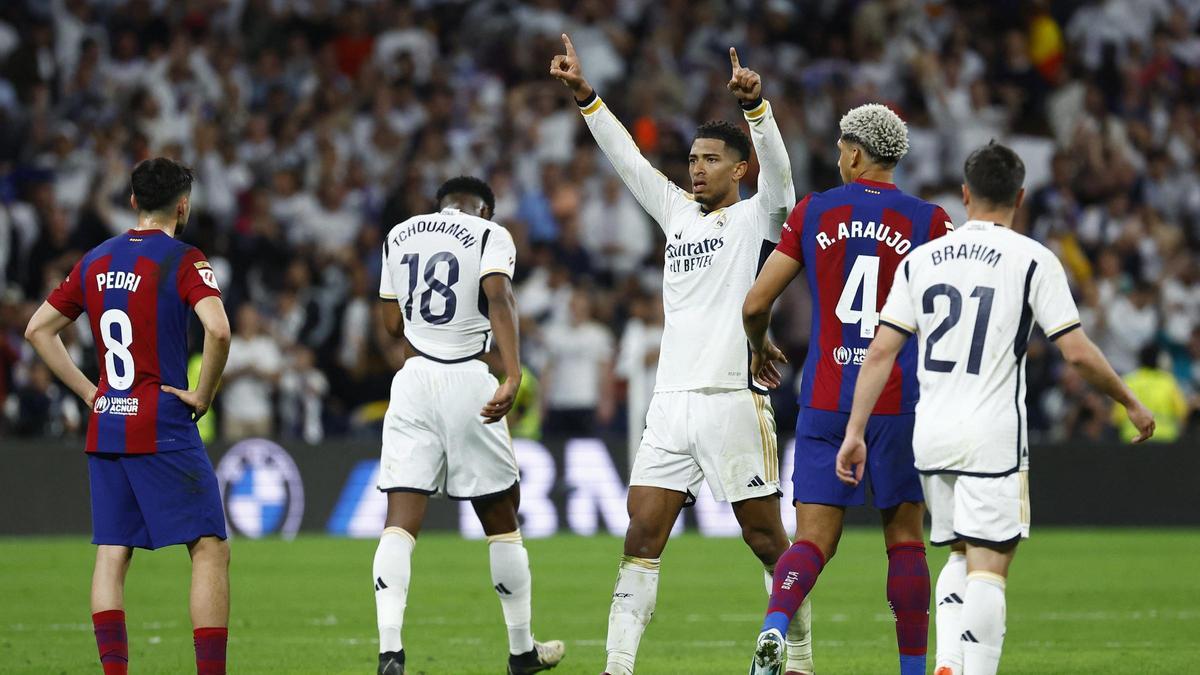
[1,0,1197,445]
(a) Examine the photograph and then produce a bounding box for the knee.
[192,537,231,567]
[96,545,134,566]
[797,532,838,562]
[624,516,669,559]
[742,525,785,565]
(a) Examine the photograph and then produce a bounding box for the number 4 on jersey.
[836,255,880,338]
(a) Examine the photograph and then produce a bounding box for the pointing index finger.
[562,33,576,57]
[729,47,740,70]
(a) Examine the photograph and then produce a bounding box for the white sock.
[488,530,534,655]
[961,571,1006,675]
[374,527,415,654]
[605,556,660,675]
[765,568,814,673]
[934,552,967,674]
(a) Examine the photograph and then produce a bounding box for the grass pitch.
[1,529,1197,674]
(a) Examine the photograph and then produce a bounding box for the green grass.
[1,530,1198,674]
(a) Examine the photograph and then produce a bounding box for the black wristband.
[576,91,598,109]
[740,96,764,111]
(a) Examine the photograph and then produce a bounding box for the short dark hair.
[963,142,1025,207]
[131,157,194,212]
[436,175,495,214]
[694,120,751,162]
[1137,343,1161,369]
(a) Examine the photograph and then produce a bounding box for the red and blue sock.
[194,626,228,675]
[887,541,930,675]
[92,609,128,675]
[761,540,825,636]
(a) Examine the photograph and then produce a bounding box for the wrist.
[739,95,764,111]
[574,85,596,106]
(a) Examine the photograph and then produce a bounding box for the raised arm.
[551,33,679,230]
[728,47,795,241]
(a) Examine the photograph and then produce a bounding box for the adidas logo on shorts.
[746,475,766,488]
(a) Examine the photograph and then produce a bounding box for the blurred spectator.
[508,366,543,440]
[1113,345,1188,442]
[221,305,283,440]
[1095,280,1159,374]
[279,345,329,445]
[541,289,615,435]
[3,361,81,437]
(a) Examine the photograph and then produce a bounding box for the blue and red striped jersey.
[777,178,952,414]
[46,229,222,454]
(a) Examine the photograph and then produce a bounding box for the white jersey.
[879,220,1081,475]
[579,96,795,392]
[379,208,516,362]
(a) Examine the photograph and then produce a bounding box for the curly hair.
[694,120,751,162]
[839,103,909,167]
[436,175,496,214]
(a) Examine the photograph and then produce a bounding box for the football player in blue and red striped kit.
[24,158,232,675]
[742,105,954,675]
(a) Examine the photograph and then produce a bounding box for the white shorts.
[378,357,518,500]
[630,388,780,504]
[921,471,1030,547]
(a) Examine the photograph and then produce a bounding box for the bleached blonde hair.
[839,104,909,165]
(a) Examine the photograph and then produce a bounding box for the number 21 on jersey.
[836,255,880,338]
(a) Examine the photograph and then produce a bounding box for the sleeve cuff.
[480,269,513,280]
[1046,321,1082,341]
[879,318,915,336]
[185,286,221,307]
[774,242,802,262]
[379,293,398,301]
[46,295,82,321]
[576,91,602,115]
[741,98,768,120]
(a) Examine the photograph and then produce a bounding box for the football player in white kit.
[836,143,1155,675]
[551,35,815,675]
[372,177,565,675]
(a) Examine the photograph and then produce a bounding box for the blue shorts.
[792,408,923,510]
[88,447,227,550]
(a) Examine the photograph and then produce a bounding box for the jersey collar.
[127,228,168,236]
[853,178,896,190]
[960,220,997,230]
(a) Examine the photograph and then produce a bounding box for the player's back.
[781,178,952,414]
[881,221,1081,475]
[47,228,221,454]
[380,207,515,363]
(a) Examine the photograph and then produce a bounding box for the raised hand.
[550,33,592,99]
[727,47,762,103]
